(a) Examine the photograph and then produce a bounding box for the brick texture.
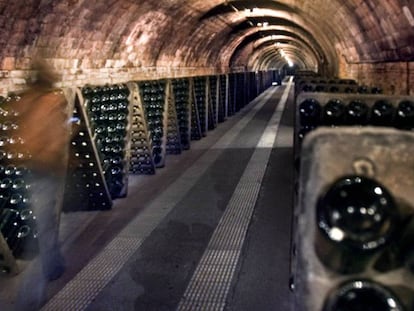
[0,1,413,95]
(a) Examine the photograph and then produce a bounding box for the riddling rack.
[81,84,131,199]
[207,76,216,131]
[193,77,208,136]
[0,94,39,274]
[190,78,203,140]
[218,74,228,122]
[235,72,246,112]
[294,128,414,311]
[172,78,191,150]
[0,70,279,279]
[227,73,236,117]
[63,88,113,211]
[138,80,168,168]
[165,80,182,155]
[128,82,156,174]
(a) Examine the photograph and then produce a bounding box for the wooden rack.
[165,80,183,155]
[128,82,156,174]
[62,88,113,211]
[137,80,169,168]
[172,78,191,150]
[189,78,202,140]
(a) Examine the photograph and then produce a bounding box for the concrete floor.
[0,79,295,311]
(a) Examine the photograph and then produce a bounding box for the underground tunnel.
[0,1,414,310]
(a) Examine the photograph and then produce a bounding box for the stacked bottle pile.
[139,81,167,168]
[234,73,245,112]
[63,98,112,211]
[129,83,155,175]
[65,71,277,206]
[297,96,414,144]
[82,84,130,199]
[165,81,182,155]
[218,74,227,122]
[208,76,217,130]
[172,79,191,150]
[247,72,258,103]
[227,73,236,117]
[295,77,383,95]
[190,82,202,141]
[0,95,38,261]
[316,174,414,311]
[193,77,207,136]
[294,129,414,311]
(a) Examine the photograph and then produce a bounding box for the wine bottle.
[329,86,339,93]
[322,279,409,311]
[323,99,345,126]
[371,86,383,94]
[0,208,19,234]
[300,84,312,92]
[315,85,326,92]
[297,125,315,141]
[299,99,321,126]
[315,175,399,274]
[345,100,369,125]
[395,100,414,130]
[371,100,395,126]
[344,87,354,93]
[357,85,369,94]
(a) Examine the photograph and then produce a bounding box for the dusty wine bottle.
[299,98,321,126]
[323,99,346,126]
[345,100,369,125]
[395,100,414,130]
[322,279,411,311]
[371,100,395,126]
[315,175,399,274]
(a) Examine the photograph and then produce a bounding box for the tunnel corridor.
[1,1,414,311]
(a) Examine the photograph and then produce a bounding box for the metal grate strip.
[41,237,142,311]
[177,78,293,311]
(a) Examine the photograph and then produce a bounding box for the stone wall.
[339,60,414,96]
[0,57,224,95]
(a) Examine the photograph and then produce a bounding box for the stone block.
[1,57,15,70]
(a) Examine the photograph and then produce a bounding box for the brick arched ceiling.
[1,0,413,79]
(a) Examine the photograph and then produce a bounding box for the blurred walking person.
[5,59,71,311]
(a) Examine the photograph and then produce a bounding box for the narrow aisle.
[225,81,295,311]
[177,79,292,311]
[41,81,292,311]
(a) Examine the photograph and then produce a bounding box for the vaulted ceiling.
[1,0,413,76]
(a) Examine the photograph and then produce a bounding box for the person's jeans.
[14,173,65,311]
